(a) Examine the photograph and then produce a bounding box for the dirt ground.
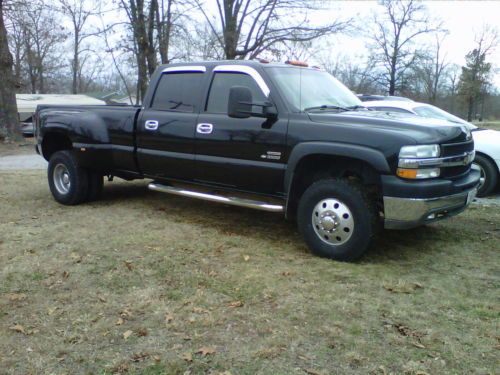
[0,171,498,375]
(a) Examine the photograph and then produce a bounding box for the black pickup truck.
[35,60,479,261]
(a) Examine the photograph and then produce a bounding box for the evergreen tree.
[458,48,492,121]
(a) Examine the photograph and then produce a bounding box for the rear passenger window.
[206,72,267,113]
[151,72,203,112]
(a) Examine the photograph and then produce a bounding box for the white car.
[363,100,500,197]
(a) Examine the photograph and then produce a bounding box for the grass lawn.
[0,138,35,157]
[0,171,498,375]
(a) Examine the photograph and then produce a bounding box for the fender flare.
[284,141,391,196]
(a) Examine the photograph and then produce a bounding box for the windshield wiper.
[304,105,349,112]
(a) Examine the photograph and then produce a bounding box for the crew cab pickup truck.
[35,60,480,261]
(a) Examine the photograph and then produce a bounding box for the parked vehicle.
[363,100,500,197]
[357,94,413,102]
[35,60,479,261]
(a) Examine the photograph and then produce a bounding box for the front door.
[136,68,206,181]
[195,67,287,195]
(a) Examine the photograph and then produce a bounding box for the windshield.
[413,105,477,129]
[266,67,362,112]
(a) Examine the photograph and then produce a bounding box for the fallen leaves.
[120,309,132,318]
[115,318,124,326]
[196,346,216,356]
[227,300,244,308]
[304,369,325,375]
[6,293,27,301]
[181,352,193,362]
[123,330,133,340]
[383,281,423,294]
[243,255,250,261]
[124,260,134,271]
[9,324,27,335]
[165,313,174,323]
[130,352,150,362]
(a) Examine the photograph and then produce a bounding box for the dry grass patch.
[0,171,498,375]
[0,138,36,157]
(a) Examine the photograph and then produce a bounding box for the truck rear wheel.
[297,178,378,261]
[48,150,88,205]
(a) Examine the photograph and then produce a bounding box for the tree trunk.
[72,30,79,94]
[467,96,474,122]
[0,0,20,140]
[223,0,238,59]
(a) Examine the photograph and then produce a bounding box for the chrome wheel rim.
[312,198,354,246]
[473,162,486,190]
[53,164,71,195]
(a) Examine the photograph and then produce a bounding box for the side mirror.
[228,86,252,118]
[228,86,278,119]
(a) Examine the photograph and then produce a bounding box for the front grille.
[440,140,474,179]
[441,140,474,157]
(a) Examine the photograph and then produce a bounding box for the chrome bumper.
[384,187,477,229]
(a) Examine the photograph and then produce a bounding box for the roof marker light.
[285,60,309,67]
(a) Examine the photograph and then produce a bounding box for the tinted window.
[206,72,267,113]
[151,72,203,112]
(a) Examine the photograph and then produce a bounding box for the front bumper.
[382,169,480,229]
[384,187,477,229]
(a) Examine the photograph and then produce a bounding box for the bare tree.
[411,35,449,103]
[0,0,20,140]
[59,0,101,94]
[120,0,158,101]
[192,0,350,60]
[7,0,67,93]
[369,0,441,95]
[321,53,381,94]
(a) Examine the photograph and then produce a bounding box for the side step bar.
[148,182,284,213]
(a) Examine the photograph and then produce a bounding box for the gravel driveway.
[0,154,47,170]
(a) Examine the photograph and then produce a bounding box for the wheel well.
[41,132,72,161]
[286,155,382,219]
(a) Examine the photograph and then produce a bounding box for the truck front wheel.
[48,150,88,205]
[297,178,378,261]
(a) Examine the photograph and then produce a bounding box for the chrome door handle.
[145,120,159,130]
[196,123,213,134]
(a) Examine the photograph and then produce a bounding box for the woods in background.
[1,0,499,139]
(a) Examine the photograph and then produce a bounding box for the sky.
[59,0,500,89]
[318,1,500,87]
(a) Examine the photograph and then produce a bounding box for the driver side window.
[206,72,267,114]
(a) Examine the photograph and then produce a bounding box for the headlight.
[397,144,441,179]
[399,144,440,158]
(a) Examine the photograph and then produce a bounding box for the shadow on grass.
[91,181,463,264]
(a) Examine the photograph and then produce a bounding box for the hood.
[307,110,471,144]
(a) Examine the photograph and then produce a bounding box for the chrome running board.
[148,182,284,213]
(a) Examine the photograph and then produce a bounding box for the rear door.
[136,66,206,181]
[194,65,288,195]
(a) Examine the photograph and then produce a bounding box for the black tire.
[297,178,379,262]
[85,171,104,202]
[474,154,498,197]
[47,150,88,205]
